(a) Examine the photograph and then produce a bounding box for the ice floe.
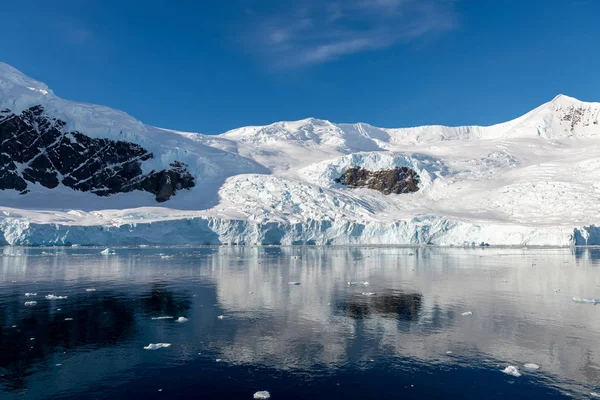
[144,343,171,350]
[502,366,521,377]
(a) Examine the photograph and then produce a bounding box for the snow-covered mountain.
[1,62,600,246]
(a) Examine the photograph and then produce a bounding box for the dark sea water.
[1,246,600,399]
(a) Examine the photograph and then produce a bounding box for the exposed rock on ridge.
[0,105,194,202]
[335,166,420,194]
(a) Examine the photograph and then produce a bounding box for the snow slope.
[1,62,600,246]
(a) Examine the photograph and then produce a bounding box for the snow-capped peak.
[498,94,600,139]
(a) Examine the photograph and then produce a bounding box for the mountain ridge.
[1,62,600,246]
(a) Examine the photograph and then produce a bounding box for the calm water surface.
[1,246,600,399]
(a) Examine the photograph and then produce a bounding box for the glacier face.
[1,63,600,246]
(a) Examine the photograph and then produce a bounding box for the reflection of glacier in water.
[0,246,600,398]
[203,247,600,394]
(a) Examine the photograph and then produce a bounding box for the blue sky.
[2,0,600,134]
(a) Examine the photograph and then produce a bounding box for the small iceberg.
[85,288,97,292]
[461,311,473,316]
[24,301,37,306]
[572,297,598,304]
[502,366,521,377]
[64,318,73,321]
[524,363,540,370]
[151,316,174,320]
[348,281,370,286]
[361,292,376,296]
[25,293,37,297]
[45,294,68,300]
[175,317,189,323]
[144,343,171,350]
[100,248,116,255]
[217,315,225,320]
[254,391,271,399]
[288,282,301,285]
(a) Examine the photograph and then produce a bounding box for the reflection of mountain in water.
[0,282,191,392]
[335,290,422,321]
[1,246,600,397]
[204,246,600,395]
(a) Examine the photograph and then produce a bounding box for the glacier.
[1,62,600,246]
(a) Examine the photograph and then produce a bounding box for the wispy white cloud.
[245,0,459,68]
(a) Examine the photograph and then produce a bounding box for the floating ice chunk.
[591,392,600,398]
[288,282,301,285]
[64,318,73,321]
[151,316,174,320]
[45,294,68,300]
[461,311,473,316]
[446,351,453,355]
[175,317,188,323]
[502,366,521,377]
[85,288,97,292]
[215,358,222,362]
[24,301,37,306]
[572,297,598,304]
[524,363,540,370]
[254,391,271,399]
[348,281,359,286]
[100,248,116,255]
[55,363,62,366]
[362,292,376,296]
[160,255,173,259]
[144,343,171,350]
[25,293,37,297]
[217,315,225,320]
[363,281,370,286]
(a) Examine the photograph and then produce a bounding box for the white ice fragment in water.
[217,315,225,320]
[572,297,598,304]
[502,366,521,377]
[590,392,600,398]
[45,294,68,300]
[461,311,473,316]
[446,351,453,355]
[175,317,188,323]
[25,293,37,297]
[64,318,73,321]
[362,292,376,296]
[363,281,370,286]
[100,248,116,255]
[524,363,540,370]
[55,364,62,366]
[144,343,171,350]
[151,316,174,320]
[160,255,173,259]
[24,301,37,306]
[215,358,222,362]
[85,288,97,292]
[288,282,301,285]
[254,391,271,399]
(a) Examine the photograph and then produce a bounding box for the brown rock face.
[335,166,420,194]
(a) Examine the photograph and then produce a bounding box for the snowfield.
[1,62,600,246]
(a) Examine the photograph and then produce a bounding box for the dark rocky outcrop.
[335,166,420,194]
[0,105,194,202]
